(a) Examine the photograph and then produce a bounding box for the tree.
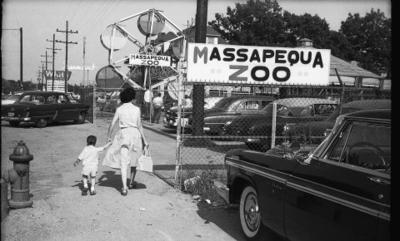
[340,9,391,75]
[282,12,332,47]
[209,0,354,58]
[209,0,288,46]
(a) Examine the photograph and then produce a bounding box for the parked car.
[163,96,224,129]
[284,99,391,144]
[103,91,121,113]
[1,92,23,105]
[217,109,390,241]
[1,91,89,127]
[223,98,337,151]
[202,95,275,135]
[222,98,337,144]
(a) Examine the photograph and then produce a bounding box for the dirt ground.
[1,118,256,241]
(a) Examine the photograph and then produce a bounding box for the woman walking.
[103,87,149,196]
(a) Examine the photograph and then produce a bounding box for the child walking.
[74,135,111,196]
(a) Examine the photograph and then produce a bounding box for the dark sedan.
[222,98,337,149]
[284,99,391,144]
[163,96,224,129]
[203,95,275,135]
[1,91,89,127]
[218,109,390,241]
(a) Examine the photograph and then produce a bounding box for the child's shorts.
[82,164,98,177]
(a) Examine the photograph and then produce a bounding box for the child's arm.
[73,158,82,167]
[102,142,112,150]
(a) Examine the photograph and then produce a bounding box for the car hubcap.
[244,193,260,232]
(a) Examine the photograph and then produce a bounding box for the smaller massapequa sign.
[128,54,171,67]
[187,43,331,85]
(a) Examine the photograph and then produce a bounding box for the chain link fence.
[176,83,391,194]
[76,85,95,123]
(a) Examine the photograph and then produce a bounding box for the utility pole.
[82,36,86,86]
[37,67,42,90]
[46,34,61,91]
[41,50,53,91]
[192,0,208,136]
[56,20,78,93]
[20,27,23,90]
[1,27,23,90]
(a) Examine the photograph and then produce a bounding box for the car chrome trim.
[226,158,390,221]
[287,182,390,221]
[226,160,286,184]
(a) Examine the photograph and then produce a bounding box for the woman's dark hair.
[87,135,97,146]
[120,87,136,103]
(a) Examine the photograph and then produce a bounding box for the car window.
[299,105,314,116]
[236,100,260,111]
[261,100,272,108]
[57,94,69,104]
[46,95,57,104]
[326,121,391,172]
[19,95,32,103]
[314,104,337,116]
[31,95,45,105]
[326,122,352,162]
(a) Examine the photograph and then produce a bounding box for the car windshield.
[6,95,21,101]
[18,94,45,105]
[211,98,235,110]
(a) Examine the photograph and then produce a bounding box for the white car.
[1,93,22,105]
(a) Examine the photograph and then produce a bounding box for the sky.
[1,0,391,85]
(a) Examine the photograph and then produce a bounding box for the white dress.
[102,103,143,169]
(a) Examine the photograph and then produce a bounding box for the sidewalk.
[1,119,243,241]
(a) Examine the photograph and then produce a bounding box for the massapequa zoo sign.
[187,43,331,86]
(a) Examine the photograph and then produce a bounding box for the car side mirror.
[323,129,332,137]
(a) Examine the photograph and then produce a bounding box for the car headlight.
[283,124,290,132]
[224,121,232,127]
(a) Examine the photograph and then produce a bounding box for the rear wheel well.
[231,177,253,204]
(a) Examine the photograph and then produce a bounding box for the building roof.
[330,55,380,79]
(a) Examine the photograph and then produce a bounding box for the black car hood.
[226,148,298,171]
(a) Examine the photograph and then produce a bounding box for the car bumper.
[245,138,263,144]
[163,117,191,129]
[1,116,32,122]
[213,180,230,204]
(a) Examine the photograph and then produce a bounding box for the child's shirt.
[78,145,107,167]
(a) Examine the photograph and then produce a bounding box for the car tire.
[36,118,47,128]
[240,186,262,240]
[76,113,86,124]
[9,121,19,127]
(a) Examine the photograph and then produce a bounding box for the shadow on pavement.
[94,171,147,191]
[196,201,284,241]
[196,202,246,241]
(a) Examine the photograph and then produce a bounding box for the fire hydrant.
[8,140,33,209]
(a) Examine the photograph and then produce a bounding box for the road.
[1,119,285,241]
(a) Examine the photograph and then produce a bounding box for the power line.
[46,34,62,91]
[56,20,79,93]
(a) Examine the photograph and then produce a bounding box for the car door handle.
[368,176,390,185]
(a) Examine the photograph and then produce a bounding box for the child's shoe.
[90,189,96,195]
[82,187,88,196]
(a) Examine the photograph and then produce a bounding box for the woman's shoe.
[121,188,128,196]
[128,181,137,189]
[90,189,96,195]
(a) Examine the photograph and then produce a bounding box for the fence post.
[93,84,96,123]
[174,59,184,189]
[271,102,277,148]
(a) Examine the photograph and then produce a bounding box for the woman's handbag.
[137,146,153,172]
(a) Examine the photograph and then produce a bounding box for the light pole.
[2,27,23,90]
